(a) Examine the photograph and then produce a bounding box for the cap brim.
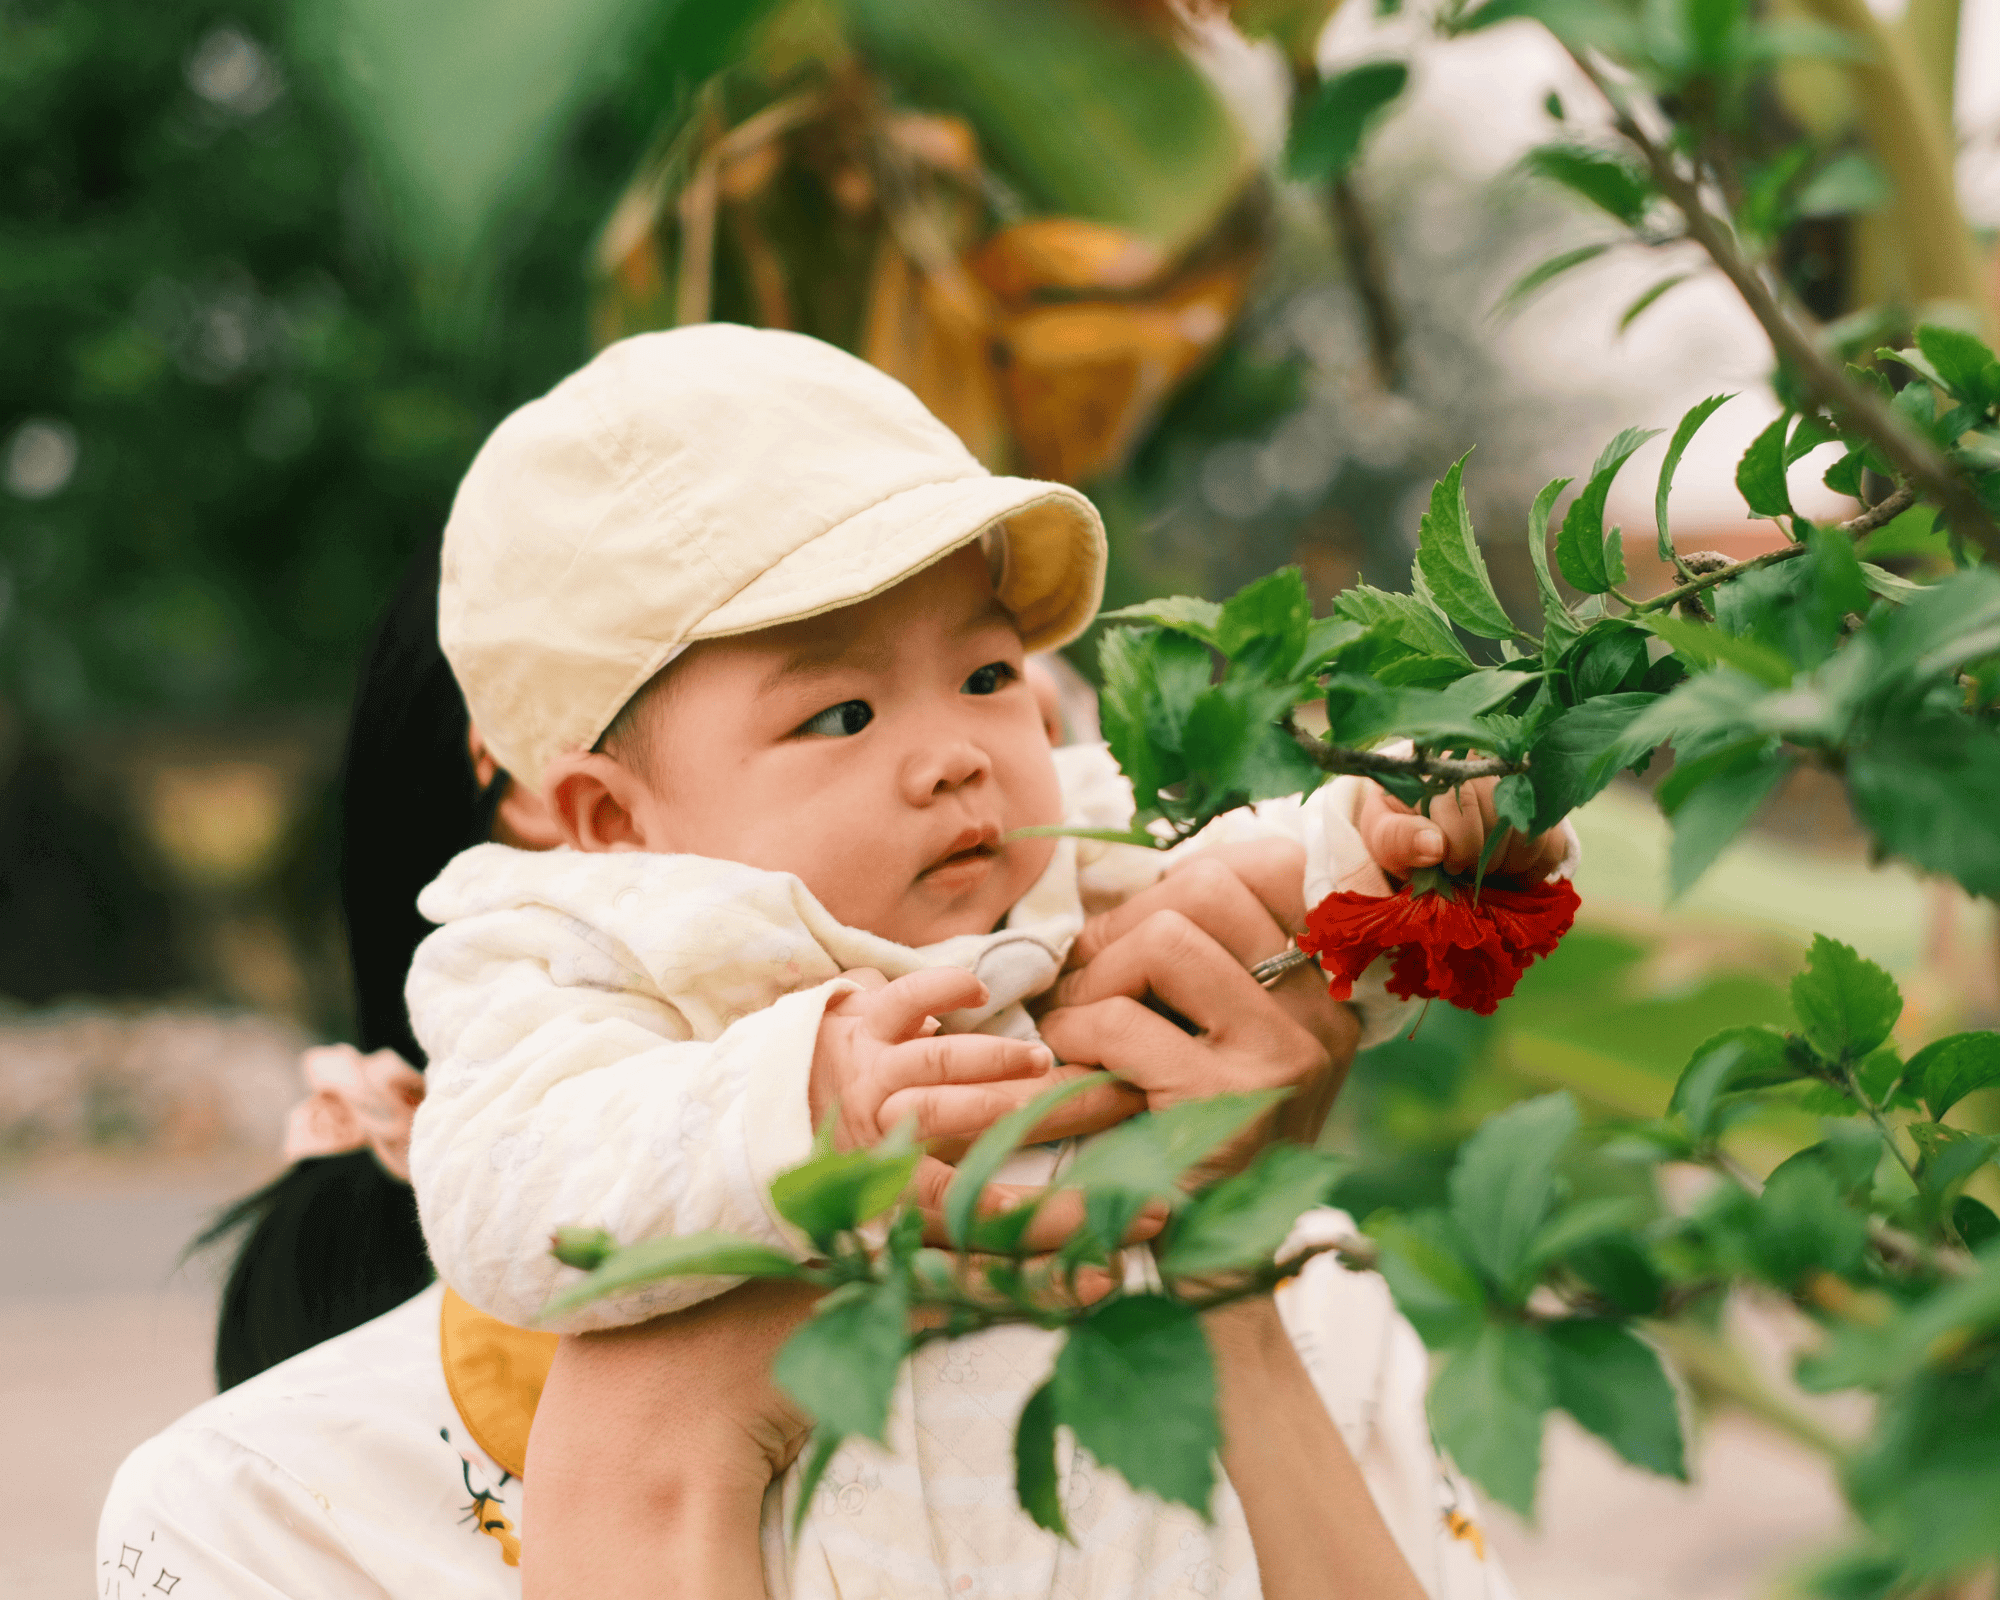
[689,474,1105,656]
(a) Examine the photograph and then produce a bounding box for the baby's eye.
[798,700,873,738]
[961,661,1017,697]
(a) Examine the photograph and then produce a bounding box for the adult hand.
[523,1278,820,1600]
[1040,843,1360,1162]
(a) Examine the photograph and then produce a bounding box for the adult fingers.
[1051,910,1277,1042]
[910,1157,1164,1252]
[1063,857,1289,976]
[1180,839,1310,934]
[863,967,989,1042]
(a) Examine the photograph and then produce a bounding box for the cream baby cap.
[438,324,1107,790]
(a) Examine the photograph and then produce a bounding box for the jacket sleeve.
[406,905,842,1332]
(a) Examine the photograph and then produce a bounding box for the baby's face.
[620,546,1064,946]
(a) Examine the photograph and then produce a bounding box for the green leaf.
[1558,426,1658,593]
[1053,1296,1217,1513]
[1858,561,1924,602]
[1908,1033,2000,1120]
[1638,614,1793,686]
[540,1230,802,1320]
[1914,324,2000,408]
[943,1076,1099,1249]
[1525,1197,1645,1274]
[1599,666,1770,773]
[1216,567,1313,669]
[1522,144,1650,226]
[1791,934,1902,1063]
[1794,152,1891,218]
[1286,60,1409,182]
[1368,1210,1490,1347]
[1059,1091,1288,1208]
[1669,1025,1805,1141]
[1428,1322,1551,1518]
[1334,584,1472,663]
[1656,393,1734,562]
[1449,1091,1580,1297]
[1098,595,1223,642]
[1301,614,1369,672]
[770,1144,922,1252]
[1823,449,1866,499]
[1526,475,1579,647]
[1910,1124,1999,1219]
[1013,1381,1068,1537]
[1877,343,1951,393]
[1848,718,2000,899]
[1156,1143,1345,1277]
[1736,413,1795,518]
[1543,1320,1687,1479]
[1872,567,2000,685]
[1416,451,1516,639]
[1498,243,1614,314]
[774,1278,911,1442]
[791,1428,845,1539]
[1521,692,1656,831]
[1619,272,1694,336]
[1658,741,1792,898]
[1751,1158,1868,1284]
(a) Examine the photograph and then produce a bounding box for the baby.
[406,324,1575,1338]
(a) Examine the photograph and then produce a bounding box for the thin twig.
[1560,46,2000,560]
[1283,713,1522,782]
[1632,485,1917,617]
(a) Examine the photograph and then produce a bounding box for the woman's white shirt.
[100,1217,1514,1600]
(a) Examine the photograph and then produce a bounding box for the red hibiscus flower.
[1297,869,1580,1017]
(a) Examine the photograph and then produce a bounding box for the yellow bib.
[439,1288,560,1479]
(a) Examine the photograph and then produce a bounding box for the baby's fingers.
[864,967,989,1042]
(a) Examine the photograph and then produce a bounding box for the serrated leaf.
[1416,450,1516,639]
[1523,143,1650,225]
[1791,934,1902,1063]
[1429,1322,1551,1518]
[1368,1210,1489,1347]
[774,1279,910,1442]
[1526,475,1578,646]
[1334,584,1473,663]
[1751,1159,1868,1284]
[1559,426,1658,592]
[1058,1091,1287,1206]
[943,1076,1099,1249]
[1449,1091,1579,1297]
[540,1230,802,1320]
[1823,449,1865,499]
[1669,1025,1803,1141]
[1054,1296,1217,1513]
[1521,692,1655,832]
[1498,242,1613,314]
[1098,596,1223,642]
[1525,1197,1645,1274]
[1737,413,1795,518]
[1658,741,1792,897]
[1877,344,1950,393]
[1638,614,1793,687]
[1914,324,2000,408]
[1156,1143,1344,1277]
[1014,1381,1068,1537]
[770,1144,922,1252]
[1908,1032,2000,1121]
[1847,717,2000,899]
[1655,394,1734,563]
[1619,272,1694,336]
[1286,59,1409,182]
[1544,1321,1687,1479]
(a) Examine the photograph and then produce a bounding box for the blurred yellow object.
[144,761,289,889]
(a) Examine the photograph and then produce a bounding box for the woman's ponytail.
[208,534,481,1389]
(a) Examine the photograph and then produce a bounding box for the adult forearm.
[523,1457,770,1599]
[1207,1297,1428,1600]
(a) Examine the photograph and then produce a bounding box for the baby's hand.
[1357,777,1568,883]
[809,968,1055,1154]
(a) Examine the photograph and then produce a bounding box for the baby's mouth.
[922,825,1002,879]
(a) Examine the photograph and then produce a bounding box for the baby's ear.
[543,751,654,853]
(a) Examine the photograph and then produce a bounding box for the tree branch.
[1561,47,2000,561]
[1283,713,1522,782]
[1630,484,1917,616]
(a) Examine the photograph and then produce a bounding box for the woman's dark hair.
[203,533,501,1390]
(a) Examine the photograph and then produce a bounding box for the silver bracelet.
[1247,941,1315,989]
